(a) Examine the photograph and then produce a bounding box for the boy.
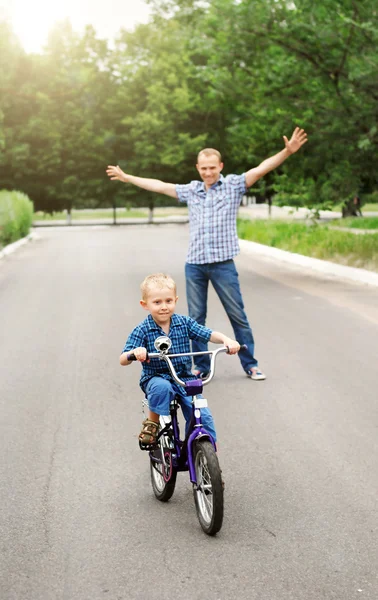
[120,273,240,447]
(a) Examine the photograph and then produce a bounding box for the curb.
[239,239,378,288]
[0,232,39,260]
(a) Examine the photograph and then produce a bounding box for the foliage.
[0,1,377,212]
[192,0,378,205]
[363,191,378,204]
[108,19,209,210]
[0,22,118,213]
[0,190,34,246]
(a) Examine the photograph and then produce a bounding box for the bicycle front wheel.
[193,439,224,535]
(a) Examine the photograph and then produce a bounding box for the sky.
[0,0,151,53]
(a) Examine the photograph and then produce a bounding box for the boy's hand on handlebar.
[210,331,240,353]
[129,347,149,362]
[224,338,240,355]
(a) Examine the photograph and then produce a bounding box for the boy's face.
[196,153,223,188]
[140,286,178,327]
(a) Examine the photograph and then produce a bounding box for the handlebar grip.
[127,351,149,361]
[225,344,248,353]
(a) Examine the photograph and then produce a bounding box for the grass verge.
[34,207,188,221]
[237,219,378,272]
[326,217,378,229]
[333,203,378,213]
[34,209,147,220]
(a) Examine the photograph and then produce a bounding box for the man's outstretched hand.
[106,165,128,182]
[283,127,308,155]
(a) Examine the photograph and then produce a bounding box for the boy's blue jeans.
[144,376,217,442]
[185,259,258,374]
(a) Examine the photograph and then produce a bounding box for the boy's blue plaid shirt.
[122,313,212,394]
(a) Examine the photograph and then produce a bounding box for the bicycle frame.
[148,347,229,484]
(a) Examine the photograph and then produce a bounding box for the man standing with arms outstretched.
[107,127,308,380]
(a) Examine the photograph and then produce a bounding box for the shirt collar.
[147,314,161,331]
[199,174,224,193]
[147,313,179,331]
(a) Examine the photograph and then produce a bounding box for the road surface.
[1,225,378,600]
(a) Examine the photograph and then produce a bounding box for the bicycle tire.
[150,436,177,502]
[193,439,224,535]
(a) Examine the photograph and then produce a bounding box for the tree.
[0,21,118,214]
[1,1,376,213]
[108,18,208,213]
[186,0,378,207]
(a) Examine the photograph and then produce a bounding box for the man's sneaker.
[246,367,266,381]
[193,369,210,380]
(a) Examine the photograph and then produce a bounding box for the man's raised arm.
[106,165,178,199]
[245,127,308,188]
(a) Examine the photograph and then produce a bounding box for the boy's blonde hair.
[197,148,222,162]
[140,273,177,301]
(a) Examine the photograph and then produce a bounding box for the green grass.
[333,203,378,213]
[237,219,378,272]
[34,209,148,220]
[155,208,188,217]
[34,207,188,221]
[326,217,378,229]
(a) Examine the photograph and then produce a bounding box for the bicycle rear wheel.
[150,431,177,502]
[193,439,224,535]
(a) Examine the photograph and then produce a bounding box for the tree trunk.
[267,197,272,218]
[66,208,72,226]
[148,199,154,223]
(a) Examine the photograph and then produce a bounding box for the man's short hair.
[140,273,177,300]
[197,148,222,162]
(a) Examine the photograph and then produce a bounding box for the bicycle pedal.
[139,440,158,451]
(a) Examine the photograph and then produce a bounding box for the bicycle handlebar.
[127,344,247,388]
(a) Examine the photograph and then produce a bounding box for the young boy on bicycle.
[120,273,240,448]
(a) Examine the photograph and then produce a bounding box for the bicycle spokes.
[149,433,177,502]
[193,440,223,535]
[195,450,213,520]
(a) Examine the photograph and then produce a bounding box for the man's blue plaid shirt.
[122,313,212,394]
[176,173,247,264]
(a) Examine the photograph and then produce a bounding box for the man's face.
[196,154,223,188]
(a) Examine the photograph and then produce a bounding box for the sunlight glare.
[1,0,150,53]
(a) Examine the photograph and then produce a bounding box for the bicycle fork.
[187,394,216,485]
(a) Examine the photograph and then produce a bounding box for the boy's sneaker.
[246,367,266,381]
[193,369,210,380]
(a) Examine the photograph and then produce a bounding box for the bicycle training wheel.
[193,439,224,535]
[150,431,177,502]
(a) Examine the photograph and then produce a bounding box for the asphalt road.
[1,225,378,600]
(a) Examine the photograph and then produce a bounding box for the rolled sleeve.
[186,317,212,343]
[225,173,247,195]
[122,325,146,353]
[176,183,191,204]
[176,181,199,204]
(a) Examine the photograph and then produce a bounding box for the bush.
[0,190,34,248]
[363,190,378,204]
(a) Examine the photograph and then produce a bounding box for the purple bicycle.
[129,336,245,536]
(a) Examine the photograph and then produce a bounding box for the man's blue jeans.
[185,260,258,374]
